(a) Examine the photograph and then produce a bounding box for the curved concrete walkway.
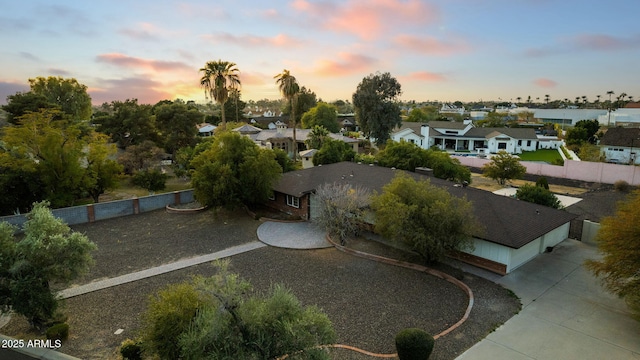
[257,221,333,249]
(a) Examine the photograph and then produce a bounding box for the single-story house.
[599,127,640,164]
[196,123,216,137]
[391,121,560,154]
[267,162,577,275]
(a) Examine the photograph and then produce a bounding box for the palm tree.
[274,69,300,159]
[199,60,241,128]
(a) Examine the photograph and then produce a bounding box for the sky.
[1,0,639,106]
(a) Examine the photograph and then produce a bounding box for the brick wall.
[265,192,309,220]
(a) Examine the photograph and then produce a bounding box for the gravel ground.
[1,208,521,360]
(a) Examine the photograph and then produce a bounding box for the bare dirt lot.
[1,209,520,360]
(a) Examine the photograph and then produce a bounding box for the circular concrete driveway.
[257,221,333,249]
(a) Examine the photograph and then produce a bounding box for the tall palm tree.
[274,69,300,159]
[199,60,241,128]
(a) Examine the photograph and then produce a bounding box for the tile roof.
[427,120,469,130]
[273,162,576,249]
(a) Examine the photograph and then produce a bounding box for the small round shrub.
[535,177,549,190]
[614,180,630,192]
[395,328,434,360]
[45,322,69,341]
[120,339,143,360]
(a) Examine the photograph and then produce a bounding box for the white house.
[391,121,558,154]
[599,127,640,164]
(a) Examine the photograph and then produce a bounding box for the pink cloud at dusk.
[312,52,376,77]
[96,53,192,73]
[118,22,164,41]
[292,0,439,40]
[239,71,269,87]
[533,78,557,88]
[89,77,174,105]
[202,32,303,48]
[403,71,447,82]
[394,34,470,56]
[572,33,640,52]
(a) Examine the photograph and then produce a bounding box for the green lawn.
[518,149,563,163]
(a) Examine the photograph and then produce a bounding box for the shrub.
[395,328,434,360]
[131,168,168,193]
[614,180,631,192]
[45,322,69,341]
[535,177,549,190]
[120,339,143,360]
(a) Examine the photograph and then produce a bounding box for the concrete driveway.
[456,239,640,360]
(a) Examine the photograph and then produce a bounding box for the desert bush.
[395,328,434,360]
[120,339,143,360]
[614,180,631,192]
[45,322,69,341]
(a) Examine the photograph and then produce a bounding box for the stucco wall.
[456,157,640,185]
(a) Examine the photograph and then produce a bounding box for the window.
[286,195,300,208]
[526,140,532,146]
[498,142,507,149]
[517,140,522,146]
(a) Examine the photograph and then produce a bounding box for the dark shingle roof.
[273,162,576,249]
[600,127,640,147]
[427,121,469,130]
[464,127,538,140]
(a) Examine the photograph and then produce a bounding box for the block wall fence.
[0,190,194,230]
[455,158,640,186]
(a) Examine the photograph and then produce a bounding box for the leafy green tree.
[574,119,600,143]
[375,141,471,183]
[371,174,479,263]
[476,112,507,127]
[153,100,201,155]
[0,202,96,329]
[312,138,356,166]
[482,151,527,185]
[330,99,353,114]
[131,169,168,194]
[578,143,604,162]
[1,109,89,207]
[275,69,301,159]
[585,190,640,320]
[353,72,402,145]
[199,60,241,127]
[0,165,44,215]
[27,76,92,120]
[273,148,298,172]
[516,184,562,209]
[290,87,317,126]
[306,125,330,150]
[191,132,282,208]
[405,107,429,123]
[117,140,165,175]
[301,102,339,132]
[565,126,588,147]
[176,262,335,360]
[2,92,53,125]
[84,133,123,202]
[223,88,247,123]
[93,99,158,148]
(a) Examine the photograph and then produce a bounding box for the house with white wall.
[267,162,577,274]
[599,127,640,164]
[391,121,557,154]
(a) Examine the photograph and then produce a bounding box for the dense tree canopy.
[375,140,471,183]
[0,202,96,328]
[2,92,53,125]
[586,190,640,320]
[306,125,330,150]
[301,102,340,132]
[93,99,158,149]
[371,174,479,263]
[353,72,402,145]
[28,77,92,120]
[0,109,123,210]
[312,138,356,166]
[483,151,527,185]
[191,132,282,208]
[153,100,202,155]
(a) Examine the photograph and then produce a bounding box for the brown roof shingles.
[273,162,576,249]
